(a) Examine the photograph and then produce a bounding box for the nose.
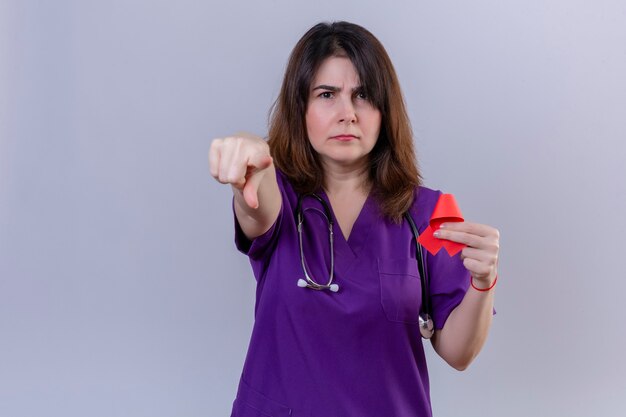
[338,97,357,124]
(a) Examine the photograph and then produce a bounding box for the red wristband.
[471,274,498,292]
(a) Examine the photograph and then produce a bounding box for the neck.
[322,161,371,196]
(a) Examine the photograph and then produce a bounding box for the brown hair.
[267,21,422,223]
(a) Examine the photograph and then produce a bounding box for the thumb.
[248,152,273,171]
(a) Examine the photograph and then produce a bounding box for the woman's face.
[305,56,382,171]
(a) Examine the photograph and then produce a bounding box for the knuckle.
[217,173,228,184]
[222,136,238,147]
[483,240,499,252]
[222,172,237,184]
[225,134,268,153]
[226,168,245,185]
[210,138,223,153]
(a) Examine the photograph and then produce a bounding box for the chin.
[323,153,368,167]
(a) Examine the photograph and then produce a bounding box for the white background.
[2,1,625,416]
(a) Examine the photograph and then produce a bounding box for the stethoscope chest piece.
[294,194,434,338]
[419,313,434,339]
[297,278,339,292]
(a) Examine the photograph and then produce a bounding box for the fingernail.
[433,230,441,238]
[439,223,446,229]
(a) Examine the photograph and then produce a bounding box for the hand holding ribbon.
[418,194,466,256]
[435,221,500,288]
[419,194,499,287]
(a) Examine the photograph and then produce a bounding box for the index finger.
[440,221,497,238]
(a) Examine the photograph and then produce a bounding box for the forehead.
[311,56,360,86]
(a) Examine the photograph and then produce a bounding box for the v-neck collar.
[317,189,377,275]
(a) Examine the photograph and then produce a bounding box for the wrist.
[470,274,498,292]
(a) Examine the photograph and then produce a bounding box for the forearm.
[431,280,495,371]
[233,164,281,240]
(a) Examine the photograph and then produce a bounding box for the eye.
[356,91,368,100]
[319,91,334,99]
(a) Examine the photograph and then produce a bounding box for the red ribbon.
[418,193,466,256]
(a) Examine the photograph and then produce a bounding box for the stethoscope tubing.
[295,193,434,337]
[404,212,431,324]
[296,194,337,291]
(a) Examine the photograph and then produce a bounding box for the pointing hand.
[209,133,273,209]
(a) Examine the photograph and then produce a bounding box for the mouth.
[330,135,358,141]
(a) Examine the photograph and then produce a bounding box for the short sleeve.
[411,186,472,330]
[233,168,285,261]
[426,249,471,330]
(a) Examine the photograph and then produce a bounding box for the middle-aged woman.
[210,21,499,417]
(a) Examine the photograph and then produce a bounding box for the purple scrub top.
[230,169,470,417]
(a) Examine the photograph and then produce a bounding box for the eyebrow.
[311,84,363,92]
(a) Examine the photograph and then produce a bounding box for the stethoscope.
[295,193,435,339]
